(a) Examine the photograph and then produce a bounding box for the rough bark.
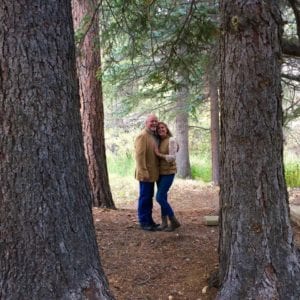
[175,102,191,178]
[72,0,115,208]
[0,1,114,299]
[174,43,191,178]
[175,87,192,178]
[282,38,300,57]
[218,1,300,299]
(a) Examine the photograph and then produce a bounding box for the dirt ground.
[93,181,300,300]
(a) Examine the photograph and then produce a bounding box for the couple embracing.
[134,114,181,232]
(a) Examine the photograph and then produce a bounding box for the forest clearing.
[96,180,300,300]
[2,1,300,298]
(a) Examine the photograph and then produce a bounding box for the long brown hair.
[157,121,173,137]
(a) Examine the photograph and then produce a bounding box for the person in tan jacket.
[134,114,160,231]
[154,121,181,231]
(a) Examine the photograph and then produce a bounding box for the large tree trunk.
[0,1,114,299]
[72,0,115,208]
[218,1,300,299]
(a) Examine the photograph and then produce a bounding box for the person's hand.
[152,142,161,156]
[165,155,176,162]
[154,145,160,156]
[154,145,166,158]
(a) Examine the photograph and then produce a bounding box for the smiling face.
[157,123,168,139]
[145,114,158,132]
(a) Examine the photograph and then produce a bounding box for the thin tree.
[0,1,114,298]
[208,60,220,186]
[218,1,300,298]
[175,48,192,178]
[175,97,192,178]
[205,39,220,186]
[72,0,115,208]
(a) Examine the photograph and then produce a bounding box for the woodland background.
[1,1,300,299]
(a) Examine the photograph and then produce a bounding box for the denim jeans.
[156,174,175,217]
[138,181,155,226]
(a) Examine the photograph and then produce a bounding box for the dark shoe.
[165,216,181,231]
[149,222,161,230]
[150,221,160,228]
[140,225,155,231]
[157,216,168,230]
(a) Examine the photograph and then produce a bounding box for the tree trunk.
[208,64,220,186]
[0,1,114,299]
[218,1,300,299]
[175,44,191,178]
[72,0,115,208]
[175,94,192,178]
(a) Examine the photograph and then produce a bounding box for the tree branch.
[282,38,300,57]
[281,71,300,82]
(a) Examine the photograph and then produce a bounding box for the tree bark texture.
[175,45,192,179]
[175,94,192,178]
[72,0,115,208]
[218,1,300,299]
[0,1,114,299]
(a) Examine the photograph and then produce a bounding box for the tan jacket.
[158,137,177,175]
[134,129,159,182]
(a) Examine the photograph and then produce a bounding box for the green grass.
[107,154,300,188]
[190,153,212,182]
[191,163,211,182]
[108,173,138,205]
[107,153,135,177]
[285,163,300,188]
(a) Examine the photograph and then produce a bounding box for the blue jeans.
[156,174,175,217]
[138,181,155,226]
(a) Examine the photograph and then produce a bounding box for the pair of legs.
[156,174,180,231]
[156,174,175,217]
[138,176,180,231]
[138,181,156,227]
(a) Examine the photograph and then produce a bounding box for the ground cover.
[94,179,300,300]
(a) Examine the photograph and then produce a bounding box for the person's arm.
[154,143,175,162]
[154,145,166,159]
[135,135,149,180]
[169,137,178,156]
[161,137,176,162]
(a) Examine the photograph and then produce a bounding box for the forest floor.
[93,179,300,300]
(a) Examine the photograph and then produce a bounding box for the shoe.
[164,216,181,232]
[150,222,162,231]
[151,223,161,229]
[140,225,156,231]
[157,216,168,230]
